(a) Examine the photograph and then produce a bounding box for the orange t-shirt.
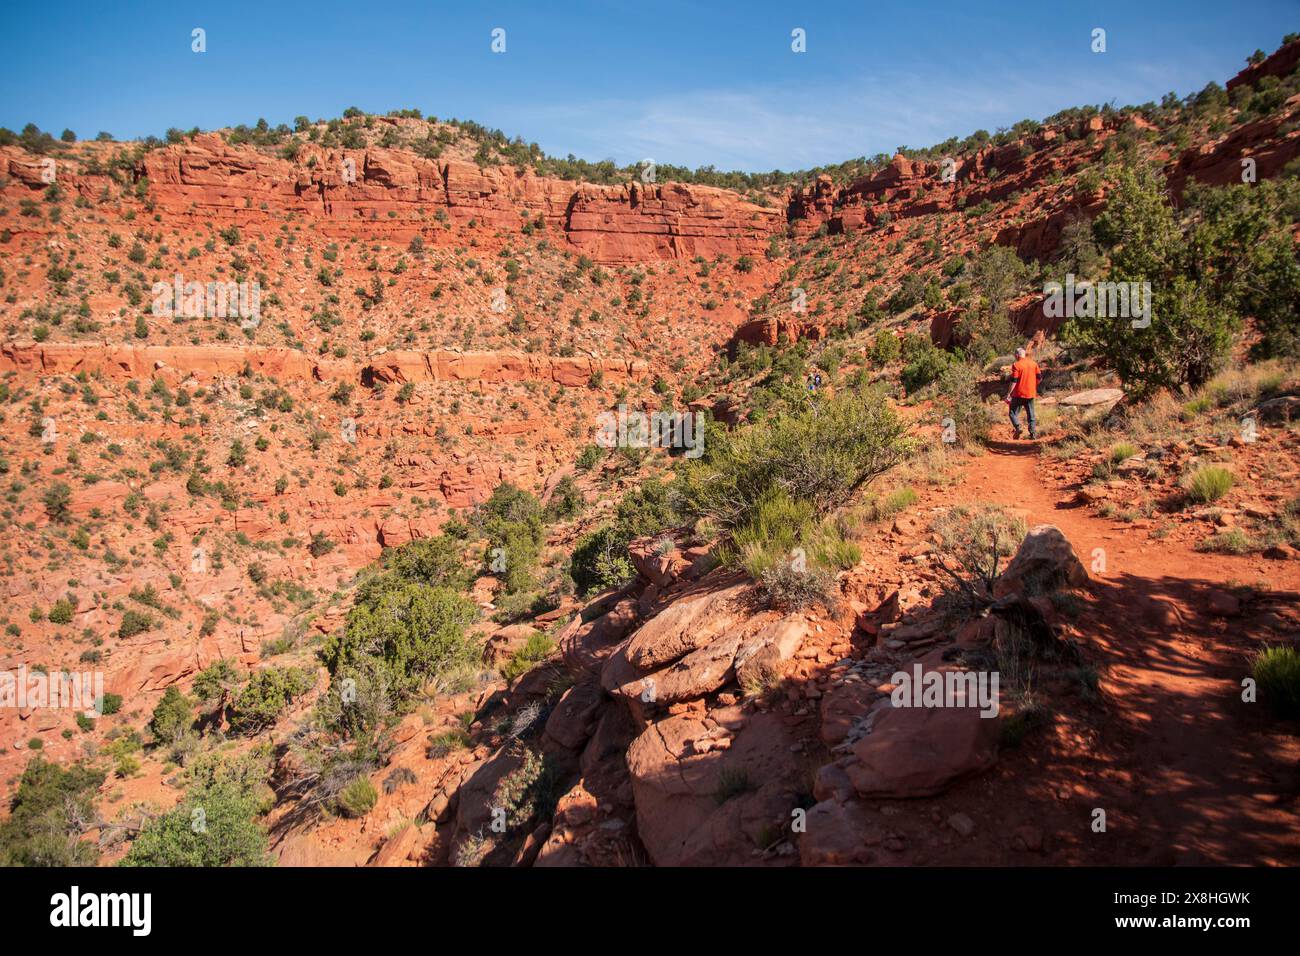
[1010,357,1040,399]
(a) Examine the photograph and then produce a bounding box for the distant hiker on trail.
[1005,347,1041,440]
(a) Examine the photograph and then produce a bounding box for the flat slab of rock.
[623,581,749,669]
[734,616,807,688]
[613,631,745,705]
[1058,387,1124,407]
[1256,395,1300,422]
[558,596,639,677]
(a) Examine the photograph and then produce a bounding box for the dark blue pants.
[1009,396,1037,437]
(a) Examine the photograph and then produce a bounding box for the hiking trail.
[953,439,1299,865]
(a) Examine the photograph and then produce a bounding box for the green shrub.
[337,775,378,818]
[570,525,636,596]
[117,609,155,638]
[47,598,74,625]
[323,583,477,700]
[192,659,241,705]
[876,487,919,518]
[569,477,682,595]
[869,329,901,365]
[43,482,72,523]
[900,343,952,394]
[1185,465,1233,503]
[229,666,316,734]
[374,534,473,593]
[501,633,556,682]
[730,489,859,609]
[148,686,194,745]
[477,482,545,595]
[427,728,472,758]
[1066,165,1300,393]
[543,475,584,522]
[1197,528,1254,554]
[681,388,910,532]
[0,758,104,866]
[121,754,273,867]
[1109,442,1139,464]
[1252,645,1300,718]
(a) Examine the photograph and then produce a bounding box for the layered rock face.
[1165,93,1300,195]
[784,121,1112,252]
[0,342,645,387]
[134,134,779,264]
[1226,37,1300,92]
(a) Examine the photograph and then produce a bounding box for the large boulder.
[993,524,1088,599]
[843,700,1000,798]
[611,631,746,705]
[542,679,607,753]
[625,708,800,866]
[1256,395,1300,423]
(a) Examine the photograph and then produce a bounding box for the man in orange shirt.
[1005,347,1041,440]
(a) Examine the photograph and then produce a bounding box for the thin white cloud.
[499,53,1223,171]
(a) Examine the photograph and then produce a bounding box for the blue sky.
[1,1,1295,171]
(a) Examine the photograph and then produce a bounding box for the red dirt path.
[948,438,1300,865]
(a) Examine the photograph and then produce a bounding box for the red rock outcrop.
[132,135,778,263]
[1165,94,1300,196]
[0,342,645,386]
[1226,38,1300,92]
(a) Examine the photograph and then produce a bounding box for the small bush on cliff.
[117,609,155,639]
[42,482,72,523]
[569,478,682,596]
[323,583,477,700]
[148,686,194,746]
[336,776,378,818]
[228,665,316,735]
[500,632,556,683]
[570,525,637,595]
